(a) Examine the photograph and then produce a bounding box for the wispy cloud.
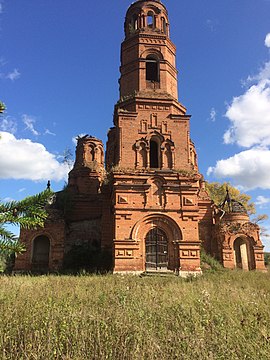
[0,1,3,15]
[256,195,270,208]
[0,57,6,67]
[210,108,217,122]
[206,19,219,32]
[44,128,56,136]
[0,116,17,133]
[18,188,26,193]
[6,68,21,81]
[22,114,40,136]
[3,197,15,202]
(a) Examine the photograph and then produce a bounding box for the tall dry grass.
[1,271,270,359]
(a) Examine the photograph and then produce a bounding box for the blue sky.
[0,0,270,249]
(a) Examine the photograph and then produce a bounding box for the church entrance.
[233,237,251,270]
[145,227,168,270]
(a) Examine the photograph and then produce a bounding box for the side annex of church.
[14,0,266,275]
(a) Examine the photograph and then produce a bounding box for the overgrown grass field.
[1,271,270,359]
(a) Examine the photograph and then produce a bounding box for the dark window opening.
[147,12,154,27]
[146,56,159,82]
[150,140,159,168]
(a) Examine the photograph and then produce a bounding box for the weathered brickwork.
[14,0,265,275]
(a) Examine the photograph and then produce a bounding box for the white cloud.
[265,33,270,48]
[22,114,40,136]
[6,68,20,81]
[224,78,270,147]
[210,108,216,122]
[0,116,17,133]
[207,147,270,190]
[209,34,270,193]
[0,131,70,181]
[18,188,26,193]
[255,195,270,207]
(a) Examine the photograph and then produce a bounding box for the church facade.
[14,0,266,275]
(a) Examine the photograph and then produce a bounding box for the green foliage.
[63,242,112,273]
[0,189,53,254]
[1,272,270,359]
[200,249,225,272]
[264,253,270,266]
[206,181,256,215]
[0,101,6,114]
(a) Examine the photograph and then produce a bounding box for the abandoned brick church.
[15,0,265,275]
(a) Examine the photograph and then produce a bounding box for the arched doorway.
[233,237,252,270]
[145,227,168,270]
[32,235,50,271]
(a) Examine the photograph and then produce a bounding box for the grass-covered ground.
[1,271,270,360]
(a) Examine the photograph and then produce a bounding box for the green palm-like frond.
[0,189,54,254]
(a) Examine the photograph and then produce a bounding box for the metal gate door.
[145,228,168,270]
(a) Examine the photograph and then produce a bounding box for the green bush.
[200,249,225,272]
[264,252,270,266]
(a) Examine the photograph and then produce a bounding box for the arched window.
[145,227,168,270]
[146,55,159,82]
[150,139,159,168]
[32,235,50,271]
[147,11,154,27]
[87,145,95,162]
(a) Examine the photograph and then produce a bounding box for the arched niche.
[139,142,147,168]
[233,237,255,271]
[32,235,50,271]
[164,143,173,169]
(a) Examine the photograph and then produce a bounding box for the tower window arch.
[147,11,154,27]
[132,14,139,30]
[146,55,159,82]
[150,138,160,168]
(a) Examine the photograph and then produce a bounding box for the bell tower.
[120,0,177,99]
[106,0,198,173]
